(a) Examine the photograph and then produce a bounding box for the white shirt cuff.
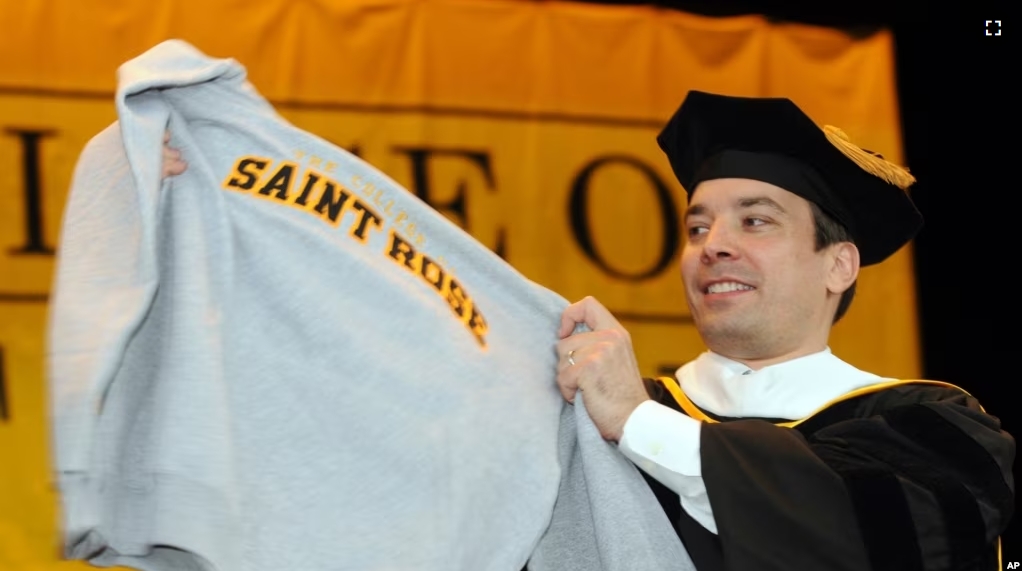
[618,400,718,534]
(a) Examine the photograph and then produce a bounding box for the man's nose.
[701,223,739,262]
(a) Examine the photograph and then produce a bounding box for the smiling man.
[556,91,1015,570]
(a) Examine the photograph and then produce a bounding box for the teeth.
[707,282,755,294]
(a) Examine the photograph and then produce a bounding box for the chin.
[698,317,758,346]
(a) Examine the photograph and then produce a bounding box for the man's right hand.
[162,131,188,177]
[555,296,650,443]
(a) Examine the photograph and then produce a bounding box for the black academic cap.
[657,90,923,266]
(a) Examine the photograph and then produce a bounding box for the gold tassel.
[823,125,916,189]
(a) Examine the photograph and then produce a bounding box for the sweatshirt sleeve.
[46,123,161,550]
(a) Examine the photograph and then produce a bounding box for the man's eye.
[744,217,767,226]
[688,226,708,237]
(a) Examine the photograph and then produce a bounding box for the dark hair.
[809,202,856,324]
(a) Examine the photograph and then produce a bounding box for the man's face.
[680,178,835,360]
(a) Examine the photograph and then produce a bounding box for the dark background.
[581,0,1017,557]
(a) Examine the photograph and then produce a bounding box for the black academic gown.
[639,377,1015,571]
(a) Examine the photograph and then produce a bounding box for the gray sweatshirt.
[47,39,693,571]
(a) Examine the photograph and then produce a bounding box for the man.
[554,91,1014,570]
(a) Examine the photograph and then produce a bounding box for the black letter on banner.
[392,147,507,259]
[0,346,8,422]
[569,156,679,281]
[6,128,57,255]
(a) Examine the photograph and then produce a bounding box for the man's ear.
[827,242,860,294]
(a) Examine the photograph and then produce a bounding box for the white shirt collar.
[675,348,889,420]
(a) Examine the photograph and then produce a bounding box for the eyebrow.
[684,204,707,222]
[738,196,787,215]
[685,196,787,222]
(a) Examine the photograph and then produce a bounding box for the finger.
[554,341,591,402]
[161,148,180,164]
[560,296,623,334]
[555,336,593,371]
[558,297,608,337]
[558,302,582,338]
[162,158,188,177]
[163,130,171,143]
[161,142,187,177]
[169,161,188,176]
[555,365,582,403]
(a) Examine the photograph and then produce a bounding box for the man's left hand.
[162,131,188,178]
[556,296,650,442]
